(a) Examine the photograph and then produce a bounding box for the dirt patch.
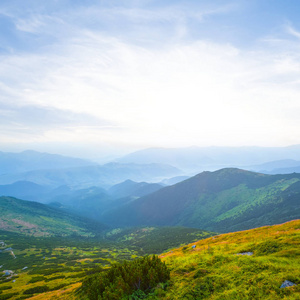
[11,219,38,229]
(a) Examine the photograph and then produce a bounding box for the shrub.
[80,255,170,300]
[255,240,282,256]
[0,293,19,300]
[0,287,12,291]
[27,276,45,284]
[45,275,65,282]
[23,285,49,295]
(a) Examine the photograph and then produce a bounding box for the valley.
[0,227,214,299]
[0,149,299,299]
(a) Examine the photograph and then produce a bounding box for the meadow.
[0,227,213,299]
[160,220,300,299]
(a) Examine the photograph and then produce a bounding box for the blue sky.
[1,0,300,160]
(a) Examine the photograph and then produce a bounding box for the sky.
[1,0,300,160]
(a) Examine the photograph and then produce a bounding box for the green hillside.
[159,219,300,299]
[0,196,105,237]
[105,226,215,254]
[20,219,300,300]
[101,168,300,232]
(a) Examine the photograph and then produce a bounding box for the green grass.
[105,227,215,254]
[0,226,214,299]
[160,220,300,299]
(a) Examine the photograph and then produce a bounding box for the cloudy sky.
[1,0,300,160]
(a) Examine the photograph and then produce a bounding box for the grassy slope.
[160,219,300,299]
[29,219,300,300]
[2,220,299,299]
[0,196,105,237]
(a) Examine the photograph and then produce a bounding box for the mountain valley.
[0,149,299,299]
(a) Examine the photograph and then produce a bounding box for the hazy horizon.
[2,143,300,165]
[1,0,300,160]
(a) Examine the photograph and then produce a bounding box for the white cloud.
[1,1,300,152]
[286,25,300,39]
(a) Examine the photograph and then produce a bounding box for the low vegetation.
[105,227,215,254]
[160,219,300,299]
[0,226,212,299]
[80,255,170,299]
[11,220,298,300]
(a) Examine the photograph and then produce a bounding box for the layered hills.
[46,180,164,220]
[102,168,300,232]
[0,149,299,299]
[118,144,300,173]
[0,150,95,174]
[0,162,181,189]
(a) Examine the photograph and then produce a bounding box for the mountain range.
[101,168,300,232]
[118,145,300,173]
[0,149,299,299]
[0,150,96,175]
[0,161,182,189]
[0,149,300,236]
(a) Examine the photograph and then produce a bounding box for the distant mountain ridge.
[47,180,164,221]
[0,150,96,174]
[0,161,182,189]
[101,168,300,232]
[108,179,163,198]
[246,159,300,174]
[118,145,300,173]
[0,181,51,202]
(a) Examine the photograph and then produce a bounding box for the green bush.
[0,287,12,291]
[49,283,68,291]
[23,285,49,295]
[255,240,282,256]
[0,293,19,300]
[27,276,45,284]
[45,275,65,282]
[81,255,170,300]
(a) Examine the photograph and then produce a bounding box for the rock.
[280,280,297,288]
[3,270,13,276]
[236,252,253,256]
